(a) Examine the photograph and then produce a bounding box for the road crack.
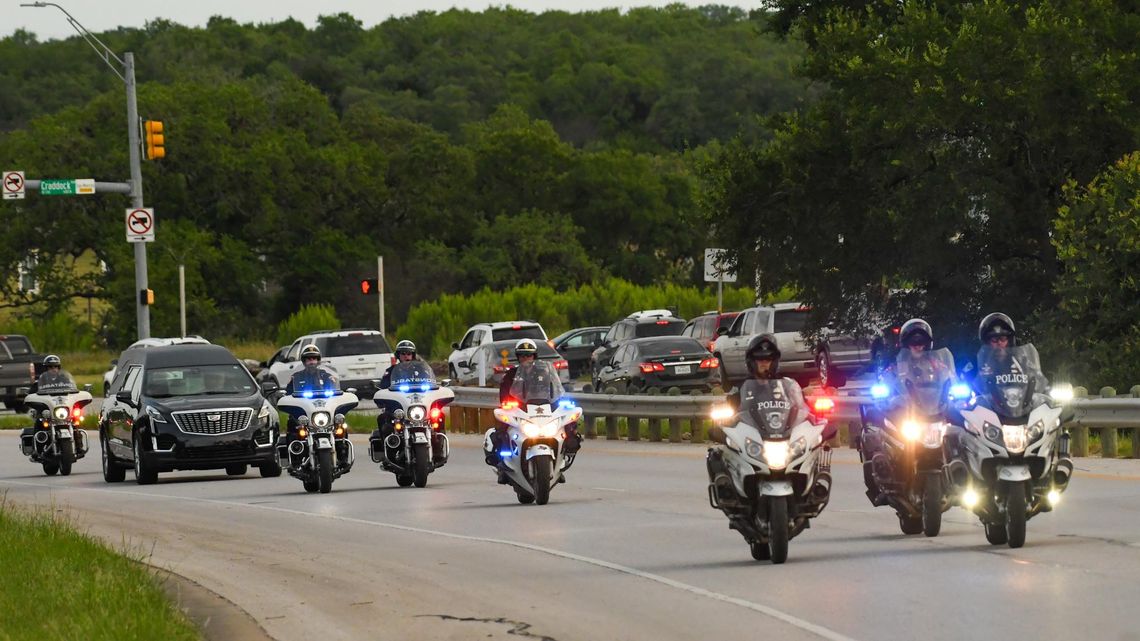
[417,614,557,640]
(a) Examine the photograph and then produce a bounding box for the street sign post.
[38,178,96,196]
[704,248,738,313]
[2,171,25,199]
[125,207,155,243]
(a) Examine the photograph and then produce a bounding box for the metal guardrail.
[446,385,1140,458]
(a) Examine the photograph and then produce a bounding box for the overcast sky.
[5,1,766,40]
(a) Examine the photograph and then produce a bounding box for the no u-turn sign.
[125,208,155,243]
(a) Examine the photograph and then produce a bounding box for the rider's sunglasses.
[988,336,1009,345]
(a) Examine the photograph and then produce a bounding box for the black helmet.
[395,340,416,358]
[43,354,61,368]
[978,312,1016,345]
[300,344,321,362]
[899,318,933,350]
[745,334,781,378]
[515,338,538,358]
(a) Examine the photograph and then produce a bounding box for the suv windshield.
[144,364,256,397]
[634,320,684,338]
[491,326,546,341]
[773,310,809,333]
[315,334,392,357]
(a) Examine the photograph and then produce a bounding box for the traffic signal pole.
[378,256,385,336]
[125,51,151,339]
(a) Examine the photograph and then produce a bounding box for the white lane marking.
[590,487,627,492]
[0,479,858,641]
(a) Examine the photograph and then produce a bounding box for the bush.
[276,304,340,346]
[395,278,758,359]
[6,311,98,353]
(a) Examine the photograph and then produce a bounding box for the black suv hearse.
[99,344,280,484]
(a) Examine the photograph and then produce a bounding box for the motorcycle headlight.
[744,437,763,460]
[924,422,946,449]
[790,436,808,460]
[763,440,790,470]
[901,420,922,441]
[312,412,330,428]
[1027,420,1045,442]
[983,422,1002,444]
[53,406,70,421]
[522,421,540,438]
[145,405,168,424]
[408,405,426,421]
[1002,425,1027,453]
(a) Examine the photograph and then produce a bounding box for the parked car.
[681,311,740,353]
[550,326,607,378]
[595,337,718,393]
[455,339,569,388]
[712,303,815,387]
[99,343,281,484]
[589,311,686,387]
[448,321,548,381]
[102,336,212,397]
[257,345,290,384]
[0,334,44,412]
[267,330,393,396]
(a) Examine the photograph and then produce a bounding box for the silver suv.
[448,321,548,381]
[712,302,866,388]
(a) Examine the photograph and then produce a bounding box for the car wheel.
[259,459,282,477]
[816,349,833,388]
[102,433,126,483]
[133,433,158,485]
[226,464,248,476]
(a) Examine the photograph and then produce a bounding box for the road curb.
[151,565,275,641]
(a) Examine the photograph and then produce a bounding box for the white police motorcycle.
[370,361,453,488]
[276,383,358,493]
[490,396,582,505]
[707,378,836,563]
[947,344,1073,548]
[22,381,94,476]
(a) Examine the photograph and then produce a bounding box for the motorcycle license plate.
[412,432,428,444]
[57,430,73,439]
[315,437,332,450]
[673,365,691,375]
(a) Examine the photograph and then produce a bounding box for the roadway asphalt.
[1,432,1139,641]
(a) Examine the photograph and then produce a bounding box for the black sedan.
[594,337,719,393]
[550,326,607,378]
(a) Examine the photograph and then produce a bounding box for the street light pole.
[21,2,150,340]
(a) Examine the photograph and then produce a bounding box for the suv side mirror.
[451,342,460,350]
[110,358,119,366]
[115,390,135,406]
[715,326,729,336]
[259,381,279,395]
[593,339,603,348]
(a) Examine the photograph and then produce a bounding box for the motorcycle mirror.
[370,379,382,388]
[346,387,357,395]
[82,383,93,393]
[440,379,452,387]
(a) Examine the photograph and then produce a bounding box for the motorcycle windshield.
[38,372,79,395]
[895,348,956,416]
[510,361,564,406]
[389,361,437,391]
[739,379,800,437]
[291,367,341,396]
[978,344,1041,419]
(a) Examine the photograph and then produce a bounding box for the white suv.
[268,330,394,395]
[448,321,548,381]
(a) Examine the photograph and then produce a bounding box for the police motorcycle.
[860,348,962,536]
[369,361,453,488]
[489,364,582,505]
[275,378,358,494]
[706,379,836,563]
[947,344,1073,548]
[21,379,94,476]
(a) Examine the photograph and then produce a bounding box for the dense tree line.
[0,6,807,346]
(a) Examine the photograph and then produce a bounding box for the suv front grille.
[172,409,252,435]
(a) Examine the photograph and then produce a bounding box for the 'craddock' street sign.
[704,248,737,283]
[2,170,25,200]
[39,178,95,196]
[125,208,155,243]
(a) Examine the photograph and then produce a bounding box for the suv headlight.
[145,405,168,424]
[258,402,272,424]
[52,406,70,421]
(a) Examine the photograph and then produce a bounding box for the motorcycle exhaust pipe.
[811,472,832,500]
[20,434,35,457]
[384,434,402,450]
[288,440,306,456]
[34,431,50,445]
[1059,432,1071,458]
[1054,459,1073,490]
[945,459,969,488]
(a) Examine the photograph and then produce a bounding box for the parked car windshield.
[633,321,683,338]
[144,364,256,397]
[491,326,546,341]
[773,310,809,333]
[314,334,392,357]
[0,336,32,355]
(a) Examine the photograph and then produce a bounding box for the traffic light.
[359,278,378,296]
[144,120,165,160]
[139,289,155,305]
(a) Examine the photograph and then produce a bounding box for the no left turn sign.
[125,207,155,243]
[3,171,25,200]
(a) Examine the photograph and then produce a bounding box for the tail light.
[812,397,835,414]
[699,357,719,369]
[655,320,670,325]
[707,340,716,352]
[639,362,666,373]
[553,359,569,370]
[501,400,519,410]
[492,365,507,374]
[390,356,397,366]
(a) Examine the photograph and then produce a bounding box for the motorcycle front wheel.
[922,474,942,537]
[768,497,789,564]
[412,442,430,488]
[317,449,333,494]
[1005,482,1027,548]
[532,455,553,505]
[59,440,75,477]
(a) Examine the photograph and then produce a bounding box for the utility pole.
[377,256,385,336]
